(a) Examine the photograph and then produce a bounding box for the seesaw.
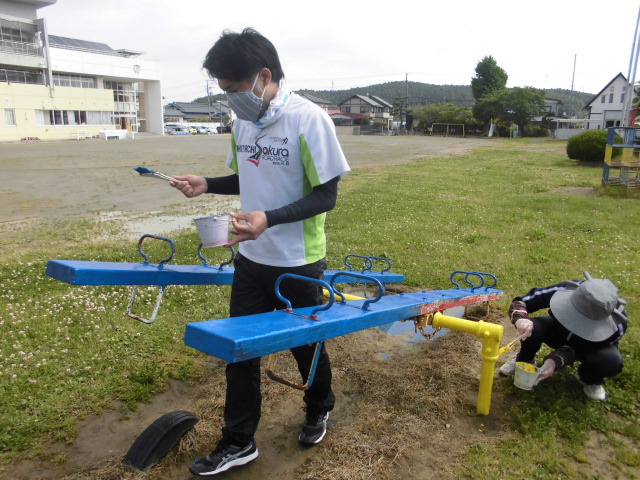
[45,234,405,323]
[184,270,505,415]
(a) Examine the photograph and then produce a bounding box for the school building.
[0,0,163,142]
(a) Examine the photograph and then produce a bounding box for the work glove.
[534,359,555,386]
[515,318,534,339]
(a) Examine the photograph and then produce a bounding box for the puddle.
[378,305,465,343]
[99,198,240,239]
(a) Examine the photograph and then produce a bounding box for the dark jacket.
[510,280,628,370]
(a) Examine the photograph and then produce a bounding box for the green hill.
[198,81,595,117]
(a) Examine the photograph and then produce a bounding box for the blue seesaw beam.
[45,260,404,286]
[184,285,504,363]
[45,260,235,286]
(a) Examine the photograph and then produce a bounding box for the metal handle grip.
[137,234,176,266]
[274,274,334,319]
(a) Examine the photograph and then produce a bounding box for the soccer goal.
[431,123,465,137]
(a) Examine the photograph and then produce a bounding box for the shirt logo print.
[247,134,266,166]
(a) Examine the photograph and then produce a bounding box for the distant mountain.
[196,81,595,117]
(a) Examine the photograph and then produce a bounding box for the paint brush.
[134,167,177,182]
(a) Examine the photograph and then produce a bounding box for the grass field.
[0,136,638,479]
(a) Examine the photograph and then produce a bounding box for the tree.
[392,97,411,131]
[471,56,508,102]
[413,102,482,134]
[473,87,546,136]
[471,89,505,126]
[505,87,546,135]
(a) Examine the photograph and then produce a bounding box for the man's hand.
[226,211,268,246]
[170,174,208,198]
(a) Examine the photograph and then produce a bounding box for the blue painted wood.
[324,269,404,284]
[45,260,404,286]
[184,287,504,362]
[45,260,235,286]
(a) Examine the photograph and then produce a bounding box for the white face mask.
[226,74,265,122]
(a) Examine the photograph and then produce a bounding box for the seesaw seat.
[185,282,504,363]
[46,246,404,287]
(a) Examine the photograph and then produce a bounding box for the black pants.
[221,253,335,445]
[516,315,623,385]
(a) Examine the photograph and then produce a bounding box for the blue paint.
[45,260,404,287]
[184,288,503,362]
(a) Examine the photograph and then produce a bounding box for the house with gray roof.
[297,93,332,111]
[338,94,393,123]
[163,100,230,123]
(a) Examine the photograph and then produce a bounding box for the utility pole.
[206,80,212,120]
[622,4,640,128]
[570,54,577,117]
[406,72,409,103]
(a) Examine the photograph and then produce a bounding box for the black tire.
[122,410,199,471]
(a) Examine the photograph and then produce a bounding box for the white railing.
[0,39,42,57]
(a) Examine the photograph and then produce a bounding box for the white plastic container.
[194,214,230,247]
[513,362,541,390]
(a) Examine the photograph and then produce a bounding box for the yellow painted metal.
[321,289,504,415]
[322,288,364,301]
[604,145,613,163]
[433,312,504,415]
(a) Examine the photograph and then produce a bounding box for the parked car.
[171,126,190,135]
[204,127,218,134]
[193,126,209,134]
[217,125,232,134]
[186,126,198,134]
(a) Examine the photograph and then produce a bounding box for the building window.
[35,109,112,126]
[0,68,43,85]
[53,74,96,88]
[621,93,625,103]
[601,95,605,103]
[4,109,16,126]
[609,93,614,103]
[0,20,41,56]
[104,80,136,102]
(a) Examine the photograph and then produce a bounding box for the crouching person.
[500,272,628,401]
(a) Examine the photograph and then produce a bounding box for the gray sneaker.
[299,411,329,446]
[190,439,258,476]
[574,372,607,401]
[499,352,517,377]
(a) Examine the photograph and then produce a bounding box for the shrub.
[566,130,621,163]
[525,125,550,137]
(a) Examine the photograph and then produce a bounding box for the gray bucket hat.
[549,272,625,342]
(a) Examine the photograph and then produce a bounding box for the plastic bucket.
[194,214,230,247]
[513,362,541,390]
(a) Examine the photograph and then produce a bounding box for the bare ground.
[0,134,559,480]
[0,133,492,224]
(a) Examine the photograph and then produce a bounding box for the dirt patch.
[554,186,597,196]
[2,298,519,480]
[0,134,493,224]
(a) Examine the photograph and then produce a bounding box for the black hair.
[203,28,285,83]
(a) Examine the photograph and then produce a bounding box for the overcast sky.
[41,0,640,102]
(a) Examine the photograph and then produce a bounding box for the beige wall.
[0,83,114,141]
